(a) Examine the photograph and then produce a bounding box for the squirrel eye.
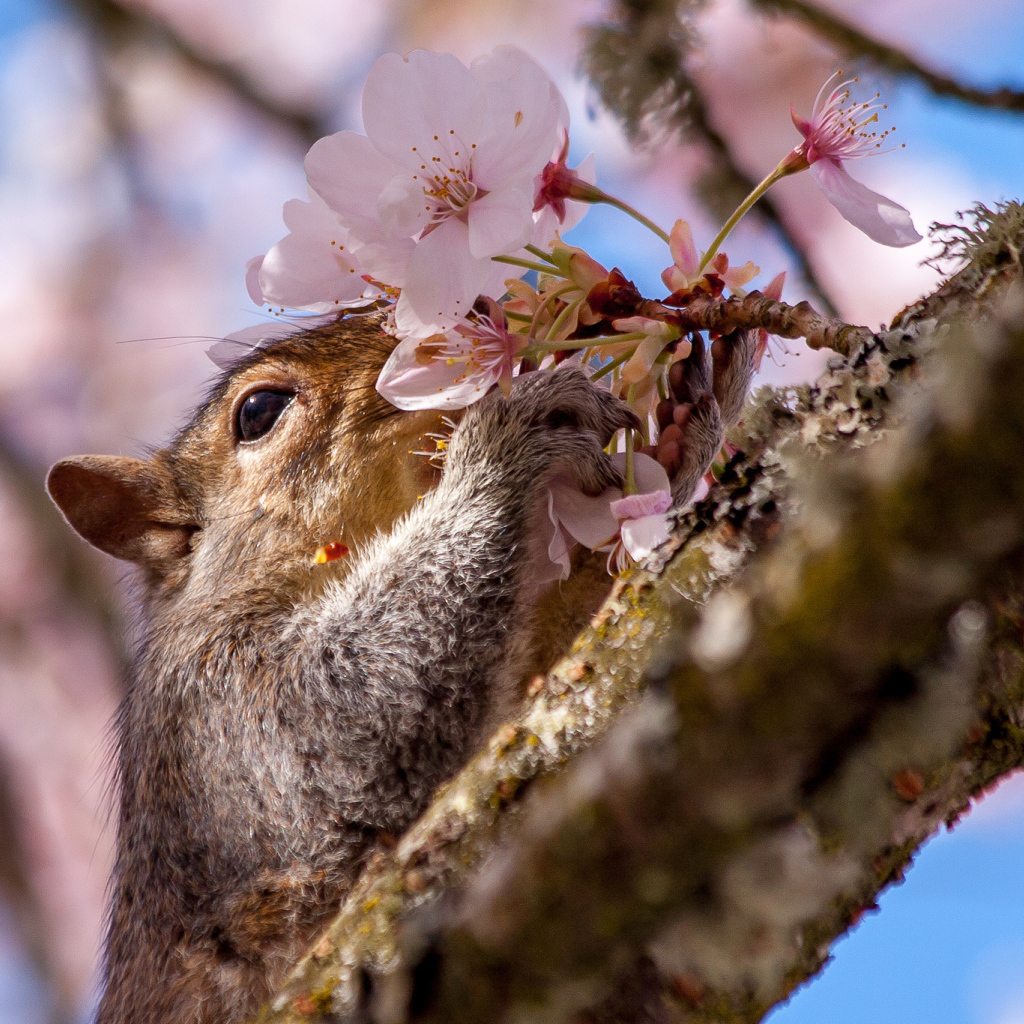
[236,390,294,443]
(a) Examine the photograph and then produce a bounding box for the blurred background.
[0,0,1021,1021]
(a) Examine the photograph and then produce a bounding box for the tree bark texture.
[255,204,1024,1024]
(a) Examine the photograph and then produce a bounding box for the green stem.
[698,161,788,273]
[523,332,646,359]
[544,295,585,342]
[624,383,639,496]
[596,192,671,245]
[524,244,558,265]
[503,308,534,323]
[590,349,634,381]
[492,255,557,275]
[530,282,576,337]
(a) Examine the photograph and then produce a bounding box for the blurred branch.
[255,204,1024,1023]
[752,0,1024,113]
[68,0,326,145]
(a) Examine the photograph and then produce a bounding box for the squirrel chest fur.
[46,314,752,1023]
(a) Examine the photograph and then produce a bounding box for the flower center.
[426,174,479,219]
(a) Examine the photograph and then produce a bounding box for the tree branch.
[253,203,1024,1023]
[752,0,1024,113]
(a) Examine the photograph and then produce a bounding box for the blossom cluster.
[244,46,921,580]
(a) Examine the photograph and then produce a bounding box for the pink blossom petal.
[544,488,573,582]
[612,452,671,495]
[245,255,265,304]
[393,294,444,339]
[809,159,922,247]
[401,218,493,326]
[257,195,372,312]
[722,260,759,290]
[375,334,495,410]
[620,332,667,385]
[610,489,672,520]
[361,51,485,171]
[669,219,700,278]
[548,480,620,549]
[531,152,596,247]
[467,174,536,257]
[355,236,416,290]
[763,270,786,301]
[207,318,329,370]
[305,132,401,242]
[620,514,672,561]
[470,45,563,187]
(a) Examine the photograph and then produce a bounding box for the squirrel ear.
[46,455,197,566]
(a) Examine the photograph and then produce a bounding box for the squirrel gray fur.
[45,314,754,1023]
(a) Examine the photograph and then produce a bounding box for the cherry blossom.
[532,132,598,247]
[544,453,676,578]
[661,219,758,299]
[376,298,527,410]
[305,46,566,329]
[246,190,378,314]
[785,74,921,247]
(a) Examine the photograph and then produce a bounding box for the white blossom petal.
[467,174,536,257]
[620,514,672,561]
[401,218,492,327]
[305,132,401,242]
[362,50,485,170]
[470,45,563,187]
[375,334,495,410]
[809,159,922,247]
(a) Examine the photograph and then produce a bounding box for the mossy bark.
[255,205,1024,1024]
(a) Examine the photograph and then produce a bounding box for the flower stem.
[523,332,646,358]
[590,349,633,381]
[698,162,788,273]
[492,255,557,274]
[544,295,585,342]
[530,282,576,338]
[524,243,558,265]
[595,191,671,245]
[623,383,639,496]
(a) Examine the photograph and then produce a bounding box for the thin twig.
[753,0,1024,113]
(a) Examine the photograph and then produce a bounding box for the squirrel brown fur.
[45,313,754,1024]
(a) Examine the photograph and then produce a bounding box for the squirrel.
[45,313,754,1024]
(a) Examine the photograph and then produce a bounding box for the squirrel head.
[46,315,443,610]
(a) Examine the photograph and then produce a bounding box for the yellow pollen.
[514,110,523,127]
